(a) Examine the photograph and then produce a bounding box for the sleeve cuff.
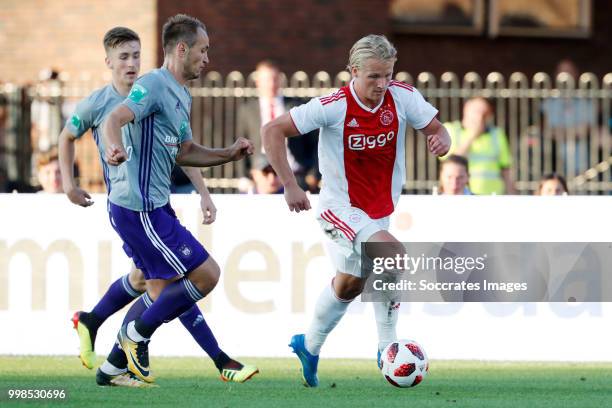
[122,99,141,123]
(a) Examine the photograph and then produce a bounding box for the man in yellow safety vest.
[443,97,515,195]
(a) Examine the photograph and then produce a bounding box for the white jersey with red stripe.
[290,79,438,220]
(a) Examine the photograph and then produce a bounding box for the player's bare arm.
[420,118,451,156]
[58,126,93,207]
[261,112,311,213]
[176,138,253,168]
[182,166,217,224]
[103,104,135,166]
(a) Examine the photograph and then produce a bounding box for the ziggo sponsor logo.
[348,131,395,150]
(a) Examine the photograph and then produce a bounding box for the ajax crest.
[380,109,394,126]
[348,213,362,224]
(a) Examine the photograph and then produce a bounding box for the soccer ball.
[380,339,429,388]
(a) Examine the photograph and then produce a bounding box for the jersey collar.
[349,79,385,114]
[161,67,186,89]
[109,83,124,98]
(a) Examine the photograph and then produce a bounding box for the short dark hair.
[440,154,469,172]
[162,14,206,53]
[103,27,140,52]
[438,155,469,194]
[537,173,568,195]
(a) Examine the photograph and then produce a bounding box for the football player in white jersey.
[262,34,451,387]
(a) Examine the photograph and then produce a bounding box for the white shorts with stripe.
[317,206,390,277]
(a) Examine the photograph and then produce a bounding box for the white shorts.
[317,206,390,278]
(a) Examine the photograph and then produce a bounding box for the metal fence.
[1,70,611,194]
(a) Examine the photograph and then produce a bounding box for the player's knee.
[336,286,362,300]
[365,232,404,260]
[147,286,162,301]
[368,230,398,243]
[202,257,220,285]
[188,257,220,295]
[146,277,177,300]
[128,268,146,293]
[334,280,364,300]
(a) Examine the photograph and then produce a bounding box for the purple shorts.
[109,202,209,280]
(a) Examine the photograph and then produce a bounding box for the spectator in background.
[444,97,515,195]
[170,166,196,194]
[242,155,283,194]
[536,173,568,196]
[31,69,64,153]
[437,155,471,195]
[543,59,595,131]
[303,167,321,194]
[0,83,37,193]
[36,149,63,193]
[542,59,596,176]
[30,69,65,186]
[237,60,319,191]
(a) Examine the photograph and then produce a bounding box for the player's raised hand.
[105,143,128,166]
[228,137,254,161]
[427,132,451,156]
[284,183,311,213]
[66,186,94,207]
[200,194,217,225]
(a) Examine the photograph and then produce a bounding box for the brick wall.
[3,1,609,83]
[158,0,612,78]
[391,1,612,79]
[157,0,390,76]
[0,0,157,83]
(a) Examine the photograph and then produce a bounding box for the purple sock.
[107,342,126,369]
[179,305,221,359]
[91,274,141,328]
[106,293,153,369]
[135,278,204,338]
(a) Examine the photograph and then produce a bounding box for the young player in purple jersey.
[58,26,257,387]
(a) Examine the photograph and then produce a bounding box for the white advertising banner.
[1,193,611,361]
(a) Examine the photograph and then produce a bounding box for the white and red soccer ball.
[380,339,429,388]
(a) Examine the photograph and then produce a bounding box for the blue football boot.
[289,334,319,387]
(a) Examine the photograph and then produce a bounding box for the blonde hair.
[347,35,397,71]
[36,149,59,170]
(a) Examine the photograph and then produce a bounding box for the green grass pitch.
[1,356,610,407]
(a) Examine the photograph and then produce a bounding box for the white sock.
[373,301,400,352]
[127,321,148,342]
[305,281,352,356]
[100,360,127,376]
